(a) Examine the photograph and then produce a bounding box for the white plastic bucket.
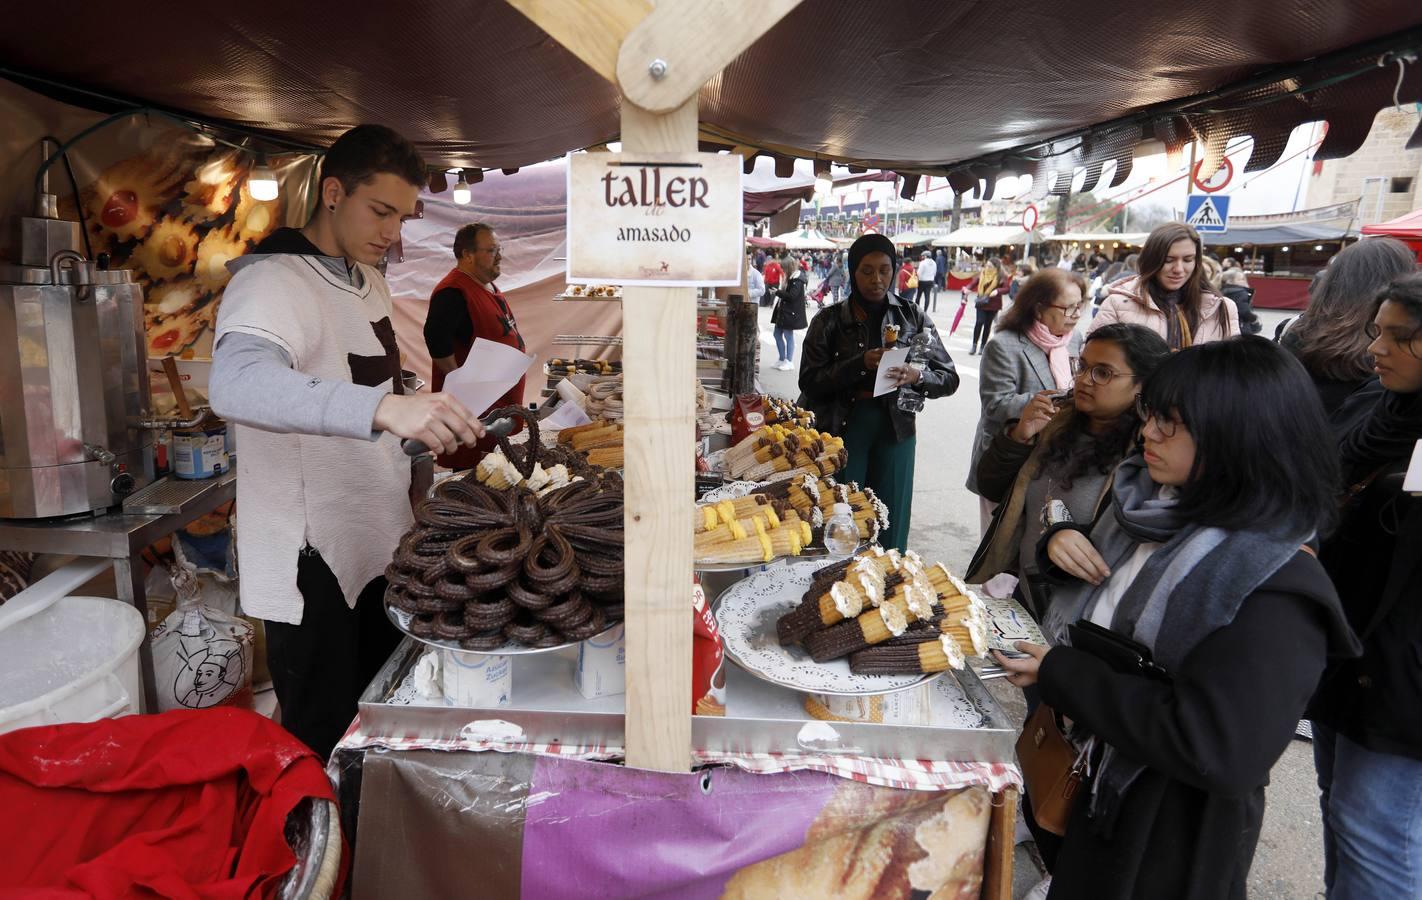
[0,595,145,734]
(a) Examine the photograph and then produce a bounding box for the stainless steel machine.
[0,150,156,518]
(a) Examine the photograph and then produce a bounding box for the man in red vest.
[422,223,526,470]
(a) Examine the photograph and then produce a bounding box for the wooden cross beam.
[505,0,803,773]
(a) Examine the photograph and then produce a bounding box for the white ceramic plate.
[715,560,946,696]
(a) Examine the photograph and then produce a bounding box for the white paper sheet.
[872,347,911,397]
[440,338,537,418]
[544,400,593,431]
[1404,440,1422,493]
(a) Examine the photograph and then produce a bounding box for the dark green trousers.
[840,399,917,553]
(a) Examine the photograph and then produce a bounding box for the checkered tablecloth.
[330,715,1021,793]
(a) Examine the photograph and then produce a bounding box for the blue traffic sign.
[1186,194,1230,232]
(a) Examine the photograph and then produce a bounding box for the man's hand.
[886,365,922,386]
[864,348,886,370]
[374,392,485,456]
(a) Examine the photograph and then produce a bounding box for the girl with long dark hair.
[1088,222,1238,349]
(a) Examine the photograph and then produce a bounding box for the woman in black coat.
[770,257,808,371]
[1308,272,1422,898]
[995,337,1359,900]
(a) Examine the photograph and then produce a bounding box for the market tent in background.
[1362,206,1422,262]
[933,225,1043,249]
[770,228,837,250]
[889,230,938,247]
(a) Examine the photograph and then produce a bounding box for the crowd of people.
[759,221,1421,899]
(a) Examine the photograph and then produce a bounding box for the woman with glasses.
[1088,222,1238,350]
[968,324,1170,621]
[1280,236,1416,416]
[967,268,1087,532]
[1308,273,1422,898]
[993,337,1358,900]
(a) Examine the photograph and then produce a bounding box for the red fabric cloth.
[429,268,527,471]
[0,709,343,900]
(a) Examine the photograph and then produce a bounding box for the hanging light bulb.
[248,155,279,201]
[452,170,472,205]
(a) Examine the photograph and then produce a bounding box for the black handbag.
[1067,620,1171,683]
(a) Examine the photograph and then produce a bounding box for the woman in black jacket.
[1308,272,1422,899]
[770,256,809,371]
[995,337,1359,900]
[797,234,958,552]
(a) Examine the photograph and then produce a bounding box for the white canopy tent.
[770,227,838,250]
[932,225,1044,247]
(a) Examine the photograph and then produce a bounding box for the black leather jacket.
[796,292,958,441]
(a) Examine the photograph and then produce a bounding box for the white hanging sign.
[566,152,744,287]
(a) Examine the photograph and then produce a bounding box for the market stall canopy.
[741,162,894,223]
[933,226,1043,248]
[1,1,1419,197]
[1198,200,1361,246]
[1361,207,1422,238]
[771,228,837,250]
[1051,232,1152,246]
[889,231,937,247]
[745,235,786,249]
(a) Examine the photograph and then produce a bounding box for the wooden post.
[724,295,757,395]
[619,99,699,772]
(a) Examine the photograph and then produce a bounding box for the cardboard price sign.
[566,152,744,287]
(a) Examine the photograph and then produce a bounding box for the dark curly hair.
[1032,324,1171,490]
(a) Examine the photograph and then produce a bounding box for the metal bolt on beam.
[648,58,669,80]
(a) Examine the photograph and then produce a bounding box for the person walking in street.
[967,268,1087,532]
[935,247,948,299]
[1281,236,1417,416]
[762,254,784,307]
[823,253,847,305]
[1088,223,1238,349]
[915,250,938,311]
[747,260,765,307]
[969,257,1008,356]
[1308,273,1422,900]
[968,324,1170,622]
[797,234,959,551]
[995,337,1358,900]
[897,257,917,297]
[770,256,808,371]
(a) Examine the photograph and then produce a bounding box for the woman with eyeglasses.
[967,268,1087,532]
[1088,222,1238,350]
[993,337,1359,900]
[968,324,1170,622]
[1308,273,1422,898]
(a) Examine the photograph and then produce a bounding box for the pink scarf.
[1027,320,1073,389]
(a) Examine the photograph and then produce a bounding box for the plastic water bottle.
[824,503,859,558]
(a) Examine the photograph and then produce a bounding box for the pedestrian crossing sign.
[1186,194,1230,232]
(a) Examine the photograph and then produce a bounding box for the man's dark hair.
[319,124,426,195]
[1141,336,1340,537]
[453,223,495,260]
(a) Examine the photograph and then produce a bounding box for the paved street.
[754,294,1322,898]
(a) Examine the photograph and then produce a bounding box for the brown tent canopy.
[2,1,1420,196]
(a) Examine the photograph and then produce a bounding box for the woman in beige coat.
[1087,222,1238,349]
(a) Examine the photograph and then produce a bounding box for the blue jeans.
[1313,722,1422,898]
[774,326,795,362]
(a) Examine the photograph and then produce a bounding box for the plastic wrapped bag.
[151,544,254,711]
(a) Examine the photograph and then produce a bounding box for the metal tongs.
[400,415,517,457]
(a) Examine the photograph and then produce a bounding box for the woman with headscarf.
[970,257,1007,356]
[1088,223,1238,350]
[798,234,959,552]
